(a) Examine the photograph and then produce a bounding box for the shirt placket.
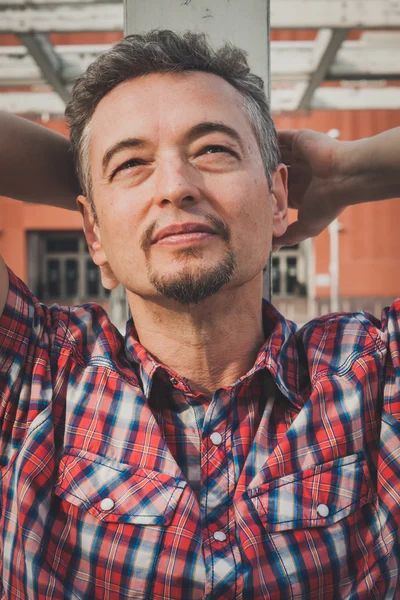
[200,388,243,600]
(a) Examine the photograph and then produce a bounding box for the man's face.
[80,71,287,304]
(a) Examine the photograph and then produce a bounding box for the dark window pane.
[65,259,78,297]
[272,257,281,295]
[47,259,61,297]
[286,257,298,295]
[86,260,99,296]
[46,237,79,253]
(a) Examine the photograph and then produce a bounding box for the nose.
[152,156,201,208]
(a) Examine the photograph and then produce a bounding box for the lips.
[151,222,217,244]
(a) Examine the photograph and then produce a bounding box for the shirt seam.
[311,339,384,383]
[57,484,179,518]
[256,491,370,525]
[248,455,360,496]
[225,388,238,599]
[62,450,183,478]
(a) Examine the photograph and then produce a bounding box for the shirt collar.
[124,300,308,409]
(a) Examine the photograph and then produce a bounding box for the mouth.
[151,222,218,246]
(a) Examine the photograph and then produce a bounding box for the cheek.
[97,201,144,265]
[228,180,272,252]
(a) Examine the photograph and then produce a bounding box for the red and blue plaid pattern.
[0,267,399,599]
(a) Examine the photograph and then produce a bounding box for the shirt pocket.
[54,448,187,525]
[246,452,373,532]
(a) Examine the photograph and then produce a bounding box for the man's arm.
[274,127,400,249]
[0,111,79,210]
[0,112,80,319]
[0,256,8,320]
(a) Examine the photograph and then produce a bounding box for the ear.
[77,195,120,290]
[270,164,288,239]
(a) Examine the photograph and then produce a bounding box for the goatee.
[148,249,236,305]
[142,214,236,305]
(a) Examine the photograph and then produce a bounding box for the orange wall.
[274,110,400,297]
[0,196,81,282]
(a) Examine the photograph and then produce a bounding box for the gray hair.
[65,29,280,199]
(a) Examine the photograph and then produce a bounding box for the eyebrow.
[101,121,245,175]
[186,121,245,150]
[102,138,146,175]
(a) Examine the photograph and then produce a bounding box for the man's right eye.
[111,159,143,179]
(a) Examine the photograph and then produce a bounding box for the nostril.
[159,194,195,206]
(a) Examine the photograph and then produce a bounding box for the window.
[27,231,110,304]
[272,245,307,297]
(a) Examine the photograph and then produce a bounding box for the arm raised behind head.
[0,111,80,318]
[0,256,8,320]
[274,127,400,249]
[0,111,79,210]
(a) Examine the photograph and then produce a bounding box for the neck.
[127,276,265,397]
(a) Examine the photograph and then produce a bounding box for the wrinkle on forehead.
[90,71,258,157]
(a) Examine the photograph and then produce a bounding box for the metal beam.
[2,84,400,116]
[0,44,111,86]
[0,3,123,32]
[18,33,70,103]
[325,74,400,82]
[3,0,400,31]
[271,0,400,29]
[297,29,349,111]
[271,84,400,112]
[3,32,400,87]
[0,1,114,4]
[271,32,400,80]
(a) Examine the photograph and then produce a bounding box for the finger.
[279,146,294,166]
[279,146,307,168]
[277,130,299,150]
[272,221,314,251]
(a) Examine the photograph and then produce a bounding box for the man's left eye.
[202,145,230,154]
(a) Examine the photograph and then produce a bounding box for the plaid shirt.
[0,268,399,599]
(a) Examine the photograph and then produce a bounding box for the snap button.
[169,377,178,385]
[317,503,330,518]
[100,498,115,511]
[210,432,223,446]
[213,531,226,542]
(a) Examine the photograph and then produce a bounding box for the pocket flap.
[54,448,186,525]
[246,453,372,532]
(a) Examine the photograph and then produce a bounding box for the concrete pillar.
[124,0,272,301]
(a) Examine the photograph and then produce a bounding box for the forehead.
[89,71,256,151]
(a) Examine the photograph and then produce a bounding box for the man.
[0,30,399,599]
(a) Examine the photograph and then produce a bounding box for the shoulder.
[296,310,387,380]
[1,268,123,371]
[60,301,124,365]
[0,268,69,372]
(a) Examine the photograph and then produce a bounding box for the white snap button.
[317,503,330,518]
[170,377,178,385]
[100,498,115,511]
[210,432,223,446]
[213,531,227,542]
